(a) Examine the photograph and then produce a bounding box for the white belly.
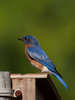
[31,61,52,74]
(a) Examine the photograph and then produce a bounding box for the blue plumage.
[27,46,68,88]
[54,73,68,89]
[18,35,68,89]
[27,46,56,72]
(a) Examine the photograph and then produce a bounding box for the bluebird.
[18,35,68,88]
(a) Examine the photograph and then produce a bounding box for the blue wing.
[27,46,68,89]
[27,46,56,72]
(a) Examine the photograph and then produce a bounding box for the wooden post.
[11,73,61,100]
[11,74,36,100]
[0,72,12,100]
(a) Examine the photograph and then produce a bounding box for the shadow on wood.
[11,73,61,100]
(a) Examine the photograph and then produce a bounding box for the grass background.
[0,0,75,99]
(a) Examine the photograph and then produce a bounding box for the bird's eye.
[24,37,27,40]
[24,37,31,41]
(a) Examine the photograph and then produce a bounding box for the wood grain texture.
[12,78,35,100]
[10,73,48,79]
[11,73,61,100]
[0,72,12,100]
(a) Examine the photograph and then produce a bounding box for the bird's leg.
[41,70,49,74]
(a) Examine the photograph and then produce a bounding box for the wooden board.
[11,73,61,100]
[10,73,48,79]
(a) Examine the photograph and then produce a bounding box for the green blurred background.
[0,0,75,99]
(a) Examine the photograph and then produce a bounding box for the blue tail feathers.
[54,73,68,89]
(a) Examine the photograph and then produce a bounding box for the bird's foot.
[41,71,49,74]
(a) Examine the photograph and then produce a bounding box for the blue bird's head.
[18,35,39,46]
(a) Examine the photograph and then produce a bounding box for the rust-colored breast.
[24,44,44,71]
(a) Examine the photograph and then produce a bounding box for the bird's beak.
[18,37,24,41]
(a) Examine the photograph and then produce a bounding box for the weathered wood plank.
[10,73,48,79]
[12,78,35,100]
[0,72,12,100]
[11,73,61,100]
[23,79,35,100]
